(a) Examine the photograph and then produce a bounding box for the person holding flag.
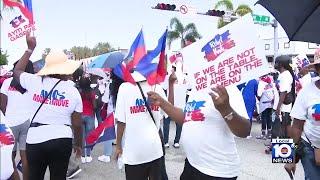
[114,30,169,180]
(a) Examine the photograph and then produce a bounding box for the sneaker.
[164,143,169,148]
[98,155,111,163]
[173,143,180,148]
[86,156,93,163]
[246,135,252,139]
[16,160,23,172]
[67,166,82,179]
[81,157,86,164]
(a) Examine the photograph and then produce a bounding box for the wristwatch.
[224,112,234,121]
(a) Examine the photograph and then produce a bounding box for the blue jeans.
[301,139,320,180]
[163,117,182,144]
[82,115,95,157]
[102,140,113,156]
[95,108,102,124]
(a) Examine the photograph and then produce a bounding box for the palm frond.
[235,4,252,16]
[167,31,180,49]
[214,0,234,11]
[169,17,184,35]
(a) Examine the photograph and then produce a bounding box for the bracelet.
[224,111,234,121]
[26,49,33,53]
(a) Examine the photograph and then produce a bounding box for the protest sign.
[3,0,36,42]
[180,14,269,93]
[7,14,36,42]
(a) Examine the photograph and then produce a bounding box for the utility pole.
[272,19,278,64]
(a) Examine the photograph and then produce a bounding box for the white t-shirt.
[19,73,83,144]
[181,85,249,178]
[0,115,14,180]
[300,73,312,88]
[115,82,166,165]
[162,73,191,109]
[276,70,293,113]
[257,81,277,114]
[0,78,33,127]
[290,82,320,148]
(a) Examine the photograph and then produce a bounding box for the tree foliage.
[167,17,201,48]
[70,42,114,60]
[0,50,8,66]
[215,0,252,29]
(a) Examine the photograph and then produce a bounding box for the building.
[263,37,320,62]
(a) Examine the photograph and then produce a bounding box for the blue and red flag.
[126,30,147,70]
[86,113,116,148]
[114,30,146,84]
[135,29,168,85]
[0,124,15,147]
[3,0,34,24]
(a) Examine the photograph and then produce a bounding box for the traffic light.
[206,9,225,17]
[154,3,176,11]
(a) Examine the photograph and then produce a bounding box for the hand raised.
[26,32,36,50]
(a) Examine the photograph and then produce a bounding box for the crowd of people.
[0,33,319,180]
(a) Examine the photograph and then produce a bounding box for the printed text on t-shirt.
[33,89,69,107]
[130,98,160,114]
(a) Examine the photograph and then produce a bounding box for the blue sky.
[1,0,287,66]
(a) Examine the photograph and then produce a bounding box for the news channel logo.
[272,138,295,163]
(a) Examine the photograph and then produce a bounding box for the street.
[43,121,304,180]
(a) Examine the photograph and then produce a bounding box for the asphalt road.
[41,121,304,180]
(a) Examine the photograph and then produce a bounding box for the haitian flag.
[114,30,146,84]
[3,0,34,24]
[86,113,116,148]
[125,30,147,70]
[135,29,168,85]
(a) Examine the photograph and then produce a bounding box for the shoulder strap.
[30,79,62,124]
[137,82,156,124]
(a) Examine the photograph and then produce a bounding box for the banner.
[180,14,269,93]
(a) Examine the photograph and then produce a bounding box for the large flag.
[114,30,146,84]
[3,0,34,24]
[86,113,116,147]
[126,30,147,70]
[135,29,168,85]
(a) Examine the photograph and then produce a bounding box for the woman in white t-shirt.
[0,60,34,180]
[12,34,83,180]
[148,73,251,179]
[285,54,320,180]
[274,55,295,138]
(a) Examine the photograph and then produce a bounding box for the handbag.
[136,82,165,155]
[283,92,294,105]
[29,80,62,128]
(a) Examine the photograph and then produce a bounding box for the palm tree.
[167,17,201,49]
[215,0,252,28]
[92,42,113,56]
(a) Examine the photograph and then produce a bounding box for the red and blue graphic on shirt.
[184,100,205,122]
[0,124,15,147]
[312,104,320,121]
[33,89,69,107]
[201,30,235,62]
[130,98,160,114]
